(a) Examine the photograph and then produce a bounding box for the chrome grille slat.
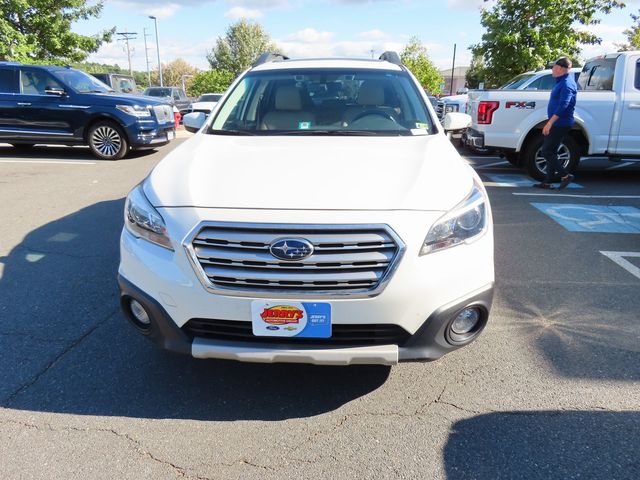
[186,222,404,298]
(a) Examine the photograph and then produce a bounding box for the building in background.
[439,66,469,95]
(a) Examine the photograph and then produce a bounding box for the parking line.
[473,160,511,168]
[0,160,96,165]
[514,193,640,199]
[600,251,640,280]
[606,162,635,170]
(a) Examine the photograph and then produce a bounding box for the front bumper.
[465,128,485,149]
[118,275,494,365]
[129,122,175,149]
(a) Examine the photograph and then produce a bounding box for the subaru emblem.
[269,238,314,261]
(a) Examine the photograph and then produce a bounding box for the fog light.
[451,307,480,334]
[130,299,151,326]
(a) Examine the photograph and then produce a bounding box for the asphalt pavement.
[0,138,638,480]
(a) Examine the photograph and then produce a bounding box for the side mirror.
[443,112,471,132]
[182,112,207,133]
[45,87,66,96]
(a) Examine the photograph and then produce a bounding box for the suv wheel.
[522,132,579,181]
[88,121,128,160]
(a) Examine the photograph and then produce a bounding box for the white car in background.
[189,93,224,115]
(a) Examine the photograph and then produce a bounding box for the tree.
[400,37,443,94]
[471,0,624,87]
[206,19,281,77]
[0,0,114,63]
[189,69,235,97]
[617,10,640,51]
[465,53,488,89]
[150,58,199,89]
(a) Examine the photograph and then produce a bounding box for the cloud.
[357,29,390,41]
[228,0,288,6]
[224,6,263,19]
[283,28,335,43]
[110,1,186,18]
[446,0,484,10]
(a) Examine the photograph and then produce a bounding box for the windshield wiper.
[210,129,257,136]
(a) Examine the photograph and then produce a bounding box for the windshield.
[499,73,536,89]
[199,94,223,102]
[208,68,434,136]
[144,87,171,97]
[52,69,112,93]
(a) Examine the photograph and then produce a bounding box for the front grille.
[183,319,411,346]
[436,101,445,120]
[186,222,404,297]
[153,105,173,123]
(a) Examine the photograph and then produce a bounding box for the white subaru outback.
[118,52,494,365]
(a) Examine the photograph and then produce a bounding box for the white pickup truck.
[465,51,640,179]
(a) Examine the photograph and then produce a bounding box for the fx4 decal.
[505,101,536,109]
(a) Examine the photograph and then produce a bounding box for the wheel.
[87,121,128,160]
[522,132,579,181]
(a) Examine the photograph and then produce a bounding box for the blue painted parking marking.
[531,203,640,233]
[485,173,583,188]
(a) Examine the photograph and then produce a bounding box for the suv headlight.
[124,184,173,250]
[420,181,488,255]
[116,104,152,118]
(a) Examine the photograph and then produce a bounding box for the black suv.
[0,62,175,160]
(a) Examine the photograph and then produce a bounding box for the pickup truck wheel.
[88,121,129,160]
[523,133,579,181]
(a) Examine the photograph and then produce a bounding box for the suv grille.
[183,319,411,346]
[186,223,404,297]
[153,105,173,123]
[436,100,445,120]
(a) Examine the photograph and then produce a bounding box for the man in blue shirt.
[534,57,577,189]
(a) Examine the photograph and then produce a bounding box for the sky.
[73,0,640,74]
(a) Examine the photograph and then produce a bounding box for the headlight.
[124,184,173,250]
[445,104,460,113]
[420,181,488,255]
[116,104,152,118]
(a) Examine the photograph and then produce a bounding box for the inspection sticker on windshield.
[251,301,331,338]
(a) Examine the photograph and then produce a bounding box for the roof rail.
[379,51,401,65]
[253,52,290,67]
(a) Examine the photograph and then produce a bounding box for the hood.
[145,133,473,212]
[191,101,217,110]
[86,92,171,106]
[440,94,468,103]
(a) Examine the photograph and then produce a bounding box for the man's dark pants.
[541,125,571,183]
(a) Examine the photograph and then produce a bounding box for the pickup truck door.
[613,55,640,155]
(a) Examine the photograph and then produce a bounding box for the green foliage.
[465,54,487,89]
[400,36,443,94]
[149,58,199,89]
[471,0,624,87]
[206,20,281,76]
[617,10,640,51]
[0,0,114,63]
[189,69,235,97]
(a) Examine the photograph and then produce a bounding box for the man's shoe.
[533,182,555,189]
[558,174,574,190]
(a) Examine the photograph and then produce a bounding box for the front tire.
[88,121,128,160]
[522,132,579,181]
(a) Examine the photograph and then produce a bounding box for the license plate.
[251,301,331,338]
[167,130,175,140]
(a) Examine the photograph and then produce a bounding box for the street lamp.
[149,15,163,87]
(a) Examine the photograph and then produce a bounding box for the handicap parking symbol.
[531,203,640,233]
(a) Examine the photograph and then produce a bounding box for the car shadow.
[0,144,156,161]
[443,411,640,479]
[0,199,390,421]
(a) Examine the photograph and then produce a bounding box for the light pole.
[149,15,163,87]
[143,27,152,87]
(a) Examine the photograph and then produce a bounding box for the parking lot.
[0,138,638,479]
